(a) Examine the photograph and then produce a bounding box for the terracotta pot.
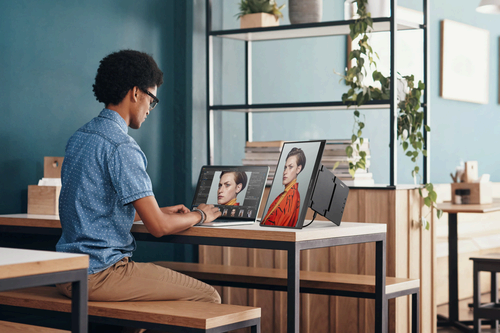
[240,12,279,29]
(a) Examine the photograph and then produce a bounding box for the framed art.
[440,19,490,104]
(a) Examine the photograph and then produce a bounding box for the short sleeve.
[108,143,153,205]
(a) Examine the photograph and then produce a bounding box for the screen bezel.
[191,165,269,222]
[259,140,326,229]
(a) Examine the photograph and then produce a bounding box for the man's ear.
[236,183,243,194]
[296,165,303,175]
[131,87,139,102]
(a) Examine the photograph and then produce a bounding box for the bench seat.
[160,261,420,299]
[0,286,261,332]
[0,320,69,333]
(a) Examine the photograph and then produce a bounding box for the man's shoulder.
[76,116,135,148]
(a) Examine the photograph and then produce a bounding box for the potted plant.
[337,0,442,227]
[236,0,285,29]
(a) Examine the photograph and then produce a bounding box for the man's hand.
[133,196,220,237]
[161,205,190,215]
[196,203,222,224]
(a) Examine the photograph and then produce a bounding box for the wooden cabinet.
[200,187,436,333]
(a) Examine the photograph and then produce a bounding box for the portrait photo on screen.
[260,140,325,229]
[206,171,251,206]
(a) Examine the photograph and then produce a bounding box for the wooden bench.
[0,320,69,333]
[160,261,420,332]
[0,286,261,333]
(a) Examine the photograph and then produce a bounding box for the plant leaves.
[346,145,353,157]
[437,209,443,219]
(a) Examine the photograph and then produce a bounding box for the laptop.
[191,165,269,227]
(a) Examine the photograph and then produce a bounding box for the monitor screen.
[260,140,325,229]
[191,165,269,221]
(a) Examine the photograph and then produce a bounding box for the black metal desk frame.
[133,231,388,333]
[0,267,88,333]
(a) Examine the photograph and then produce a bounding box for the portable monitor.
[259,140,349,229]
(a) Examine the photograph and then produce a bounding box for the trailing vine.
[337,0,442,228]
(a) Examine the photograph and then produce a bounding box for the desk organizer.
[27,157,63,215]
[451,182,492,204]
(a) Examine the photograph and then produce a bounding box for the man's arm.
[133,196,221,237]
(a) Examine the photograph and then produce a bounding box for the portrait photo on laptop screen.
[191,166,269,221]
[260,140,325,229]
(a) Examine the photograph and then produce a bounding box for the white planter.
[366,0,390,18]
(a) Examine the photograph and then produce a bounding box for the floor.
[437,293,498,332]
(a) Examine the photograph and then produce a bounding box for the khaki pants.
[56,258,221,332]
[57,257,220,303]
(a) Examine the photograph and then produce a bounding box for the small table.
[0,247,88,333]
[0,214,387,333]
[437,198,500,332]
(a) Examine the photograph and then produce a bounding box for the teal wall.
[0,0,197,262]
[209,0,500,185]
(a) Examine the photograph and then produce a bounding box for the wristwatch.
[192,207,206,225]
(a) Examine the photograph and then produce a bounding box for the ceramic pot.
[289,0,323,24]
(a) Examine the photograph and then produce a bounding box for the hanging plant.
[336,0,443,228]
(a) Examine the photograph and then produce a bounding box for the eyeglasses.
[142,89,159,110]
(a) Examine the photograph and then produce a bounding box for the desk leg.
[71,270,88,333]
[287,245,300,333]
[448,212,459,324]
[375,238,387,333]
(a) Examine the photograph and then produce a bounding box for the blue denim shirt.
[56,109,154,274]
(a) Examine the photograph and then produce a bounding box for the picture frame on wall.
[440,19,490,104]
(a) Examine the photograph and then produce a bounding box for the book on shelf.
[341,178,375,186]
[245,140,284,148]
[242,139,374,186]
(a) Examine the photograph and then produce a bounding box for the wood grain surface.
[0,286,261,330]
[0,247,88,280]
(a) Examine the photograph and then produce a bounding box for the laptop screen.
[191,166,269,221]
[260,140,325,229]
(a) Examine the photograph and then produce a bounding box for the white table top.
[0,214,386,243]
[0,247,88,280]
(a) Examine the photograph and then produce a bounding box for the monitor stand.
[309,165,349,226]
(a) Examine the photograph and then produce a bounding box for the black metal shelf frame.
[205,0,430,186]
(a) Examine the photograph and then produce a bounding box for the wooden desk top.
[0,247,88,280]
[0,214,386,243]
[437,198,500,214]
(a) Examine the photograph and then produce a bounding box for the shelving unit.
[205,0,430,186]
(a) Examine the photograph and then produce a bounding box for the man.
[217,171,247,206]
[56,50,221,306]
[261,147,306,227]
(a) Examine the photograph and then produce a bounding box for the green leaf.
[357,130,362,137]
[354,110,360,117]
[425,125,431,132]
[351,134,357,143]
[333,161,340,170]
[429,191,437,203]
[422,149,427,157]
[360,137,364,145]
[359,122,365,129]
[402,141,408,151]
[349,167,355,177]
[437,209,443,219]
[346,146,353,157]
[425,183,434,192]
[424,197,431,207]
[406,151,413,157]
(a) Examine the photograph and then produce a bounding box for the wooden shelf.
[211,18,422,42]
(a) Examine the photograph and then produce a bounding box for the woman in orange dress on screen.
[261,148,306,227]
[217,171,248,206]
